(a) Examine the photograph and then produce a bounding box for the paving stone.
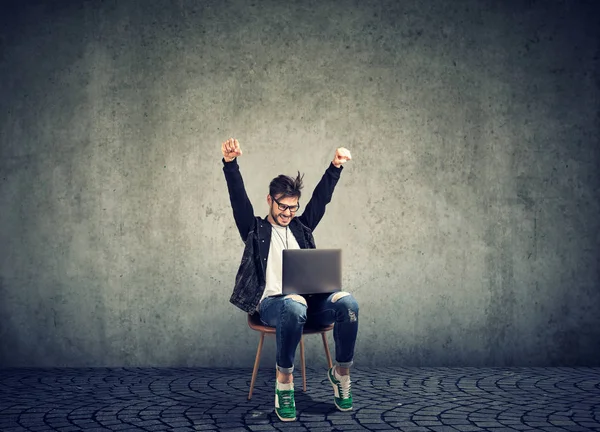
[452,426,486,432]
[503,424,540,430]
[144,425,169,431]
[330,426,371,431]
[301,421,332,427]
[442,419,473,425]
[0,367,599,431]
[471,421,506,428]
[390,427,432,432]
[361,424,402,430]
[55,427,88,432]
[105,424,141,430]
[214,422,247,428]
[164,420,194,427]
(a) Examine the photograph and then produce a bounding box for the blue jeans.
[258,292,359,374]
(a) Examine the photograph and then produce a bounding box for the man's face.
[268,194,299,227]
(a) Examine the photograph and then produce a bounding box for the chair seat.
[247,313,334,334]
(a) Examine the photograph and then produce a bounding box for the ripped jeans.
[258,292,359,374]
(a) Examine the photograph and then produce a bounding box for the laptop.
[282,249,342,295]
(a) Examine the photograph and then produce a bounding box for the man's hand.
[332,147,352,168]
[222,138,242,162]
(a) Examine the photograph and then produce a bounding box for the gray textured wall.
[1,0,599,368]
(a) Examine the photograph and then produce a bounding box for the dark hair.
[269,171,304,199]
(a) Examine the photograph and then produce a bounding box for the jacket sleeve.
[297,162,343,231]
[222,158,256,242]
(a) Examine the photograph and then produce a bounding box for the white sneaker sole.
[275,410,296,422]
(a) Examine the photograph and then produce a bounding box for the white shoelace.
[337,374,352,398]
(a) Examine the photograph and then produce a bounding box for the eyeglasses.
[271,195,300,213]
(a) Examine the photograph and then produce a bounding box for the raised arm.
[221,138,255,242]
[297,147,352,231]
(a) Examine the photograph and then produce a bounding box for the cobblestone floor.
[1,367,599,431]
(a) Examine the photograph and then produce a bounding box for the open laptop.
[282,249,342,295]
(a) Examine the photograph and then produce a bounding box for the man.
[221,138,359,422]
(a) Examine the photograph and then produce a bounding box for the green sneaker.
[328,367,353,411]
[275,381,296,422]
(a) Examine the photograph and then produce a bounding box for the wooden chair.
[247,313,334,399]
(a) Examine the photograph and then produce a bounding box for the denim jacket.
[222,158,343,313]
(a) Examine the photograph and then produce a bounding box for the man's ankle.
[277,370,293,384]
[335,366,350,376]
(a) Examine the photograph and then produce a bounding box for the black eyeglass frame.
[271,195,300,213]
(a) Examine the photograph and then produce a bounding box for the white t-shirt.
[260,223,301,304]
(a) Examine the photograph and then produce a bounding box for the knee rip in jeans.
[284,294,307,306]
[332,291,351,303]
[332,292,357,322]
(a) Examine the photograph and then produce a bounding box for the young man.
[221,138,359,422]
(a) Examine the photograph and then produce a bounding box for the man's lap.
[258,293,339,327]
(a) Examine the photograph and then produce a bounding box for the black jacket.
[222,157,343,313]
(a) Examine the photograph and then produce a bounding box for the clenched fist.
[222,138,242,162]
[332,147,352,168]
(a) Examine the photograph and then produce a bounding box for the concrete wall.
[1,0,598,367]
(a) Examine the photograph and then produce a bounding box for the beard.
[270,207,292,226]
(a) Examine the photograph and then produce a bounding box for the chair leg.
[299,336,307,392]
[321,332,333,369]
[248,332,265,400]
